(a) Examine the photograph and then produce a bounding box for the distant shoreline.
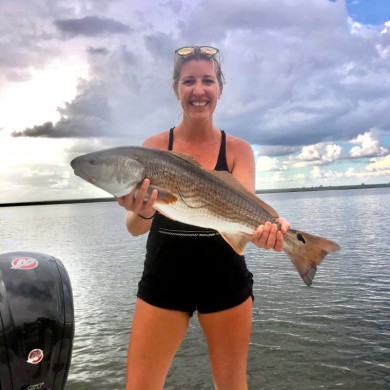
[1,183,389,207]
[255,182,390,194]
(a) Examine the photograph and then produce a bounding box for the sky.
[0,0,389,203]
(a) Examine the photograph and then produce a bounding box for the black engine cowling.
[0,251,74,390]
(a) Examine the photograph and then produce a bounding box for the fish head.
[71,150,145,197]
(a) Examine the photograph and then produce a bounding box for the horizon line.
[1,183,389,208]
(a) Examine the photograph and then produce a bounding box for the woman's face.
[175,59,222,123]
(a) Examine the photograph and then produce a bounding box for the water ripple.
[1,189,389,389]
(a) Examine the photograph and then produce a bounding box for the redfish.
[71,146,340,286]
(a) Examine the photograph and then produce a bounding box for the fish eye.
[89,158,98,165]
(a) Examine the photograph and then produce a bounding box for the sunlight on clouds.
[366,155,390,174]
[381,21,390,35]
[378,21,390,58]
[0,136,69,167]
[0,136,72,202]
[0,60,88,132]
[345,156,390,180]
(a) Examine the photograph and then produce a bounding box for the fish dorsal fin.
[170,151,202,166]
[209,170,279,219]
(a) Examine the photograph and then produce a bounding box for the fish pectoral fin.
[153,186,178,204]
[220,232,252,255]
[133,184,177,204]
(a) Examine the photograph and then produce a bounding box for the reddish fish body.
[71,146,341,286]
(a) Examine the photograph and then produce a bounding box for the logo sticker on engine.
[27,383,45,390]
[11,257,39,270]
[27,349,44,364]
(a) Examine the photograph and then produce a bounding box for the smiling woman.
[111,45,292,390]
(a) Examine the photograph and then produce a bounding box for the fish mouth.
[71,157,96,183]
[72,167,95,184]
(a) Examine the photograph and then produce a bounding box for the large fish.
[71,146,340,286]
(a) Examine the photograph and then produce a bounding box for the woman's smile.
[190,100,208,107]
[176,59,221,121]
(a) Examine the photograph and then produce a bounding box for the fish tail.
[283,229,340,286]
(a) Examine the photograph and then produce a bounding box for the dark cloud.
[12,116,107,139]
[254,145,300,157]
[13,83,111,138]
[87,46,110,55]
[13,121,55,138]
[11,42,174,141]
[0,16,57,81]
[144,33,177,60]
[177,0,347,43]
[53,16,131,38]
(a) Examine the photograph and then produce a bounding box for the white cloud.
[349,129,389,158]
[287,142,342,168]
[310,166,344,180]
[256,156,282,172]
[311,166,322,179]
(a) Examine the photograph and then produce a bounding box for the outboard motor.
[0,252,74,390]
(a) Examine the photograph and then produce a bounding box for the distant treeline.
[255,182,390,194]
[1,183,389,207]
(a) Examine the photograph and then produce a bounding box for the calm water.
[1,188,389,389]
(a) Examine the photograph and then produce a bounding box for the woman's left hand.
[251,217,290,252]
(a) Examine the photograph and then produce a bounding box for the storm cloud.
[54,16,131,38]
[5,0,390,150]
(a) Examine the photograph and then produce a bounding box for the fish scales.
[133,148,275,230]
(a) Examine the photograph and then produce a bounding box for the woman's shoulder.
[225,133,253,156]
[223,132,255,176]
[143,130,170,149]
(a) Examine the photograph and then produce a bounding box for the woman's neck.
[175,118,218,144]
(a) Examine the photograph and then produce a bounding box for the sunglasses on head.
[175,46,219,57]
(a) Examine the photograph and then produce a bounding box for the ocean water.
[0,188,389,389]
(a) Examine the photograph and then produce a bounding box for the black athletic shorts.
[137,215,254,317]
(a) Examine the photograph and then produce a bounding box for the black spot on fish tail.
[283,229,341,286]
[297,233,306,244]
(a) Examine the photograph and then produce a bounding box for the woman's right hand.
[116,178,158,219]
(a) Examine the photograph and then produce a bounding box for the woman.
[117,45,290,390]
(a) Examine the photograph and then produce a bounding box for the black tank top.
[139,128,252,307]
[141,128,249,295]
[168,127,229,172]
